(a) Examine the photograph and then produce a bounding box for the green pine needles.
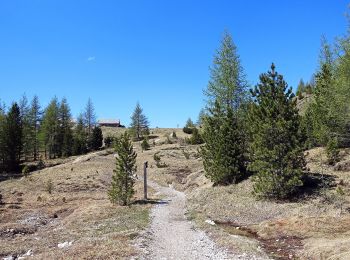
[201,101,247,185]
[108,132,137,206]
[201,31,249,186]
[248,64,306,199]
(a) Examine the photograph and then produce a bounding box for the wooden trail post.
[144,161,148,200]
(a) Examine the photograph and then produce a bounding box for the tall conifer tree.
[4,103,22,172]
[40,98,60,159]
[130,102,149,140]
[58,98,73,157]
[248,64,305,199]
[201,31,249,185]
[29,95,42,161]
[108,132,137,206]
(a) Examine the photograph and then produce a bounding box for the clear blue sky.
[0,0,348,127]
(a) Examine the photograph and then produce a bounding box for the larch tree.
[84,98,96,137]
[201,31,249,185]
[40,97,60,159]
[108,132,137,206]
[130,102,149,140]
[29,95,42,161]
[73,113,87,155]
[248,64,305,199]
[19,94,31,160]
[204,31,248,111]
[58,98,73,157]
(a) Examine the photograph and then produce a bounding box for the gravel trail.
[135,180,246,260]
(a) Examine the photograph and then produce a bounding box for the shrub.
[104,136,113,148]
[45,179,54,194]
[183,127,194,134]
[188,128,204,145]
[153,152,161,163]
[326,137,340,165]
[141,138,150,151]
[182,150,190,159]
[37,159,45,170]
[22,164,37,177]
[172,131,177,138]
[153,152,168,168]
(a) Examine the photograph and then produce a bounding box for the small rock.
[58,241,73,249]
[205,219,216,226]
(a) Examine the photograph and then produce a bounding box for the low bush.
[104,136,114,148]
[22,164,37,176]
[45,179,54,194]
[327,137,340,165]
[141,138,150,151]
[183,127,194,134]
[153,152,168,168]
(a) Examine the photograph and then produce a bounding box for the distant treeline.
[0,96,103,173]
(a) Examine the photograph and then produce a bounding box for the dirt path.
[135,180,251,260]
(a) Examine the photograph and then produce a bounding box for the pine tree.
[108,132,137,206]
[204,31,248,111]
[201,101,247,185]
[248,64,305,199]
[73,113,87,155]
[88,126,103,151]
[130,102,149,140]
[201,31,249,185]
[40,98,60,159]
[84,98,96,137]
[29,95,42,161]
[58,98,73,157]
[4,103,22,172]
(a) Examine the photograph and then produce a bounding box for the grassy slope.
[0,149,154,259]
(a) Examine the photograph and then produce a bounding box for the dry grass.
[126,129,350,259]
[0,148,155,259]
[186,147,350,259]
[3,127,350,259]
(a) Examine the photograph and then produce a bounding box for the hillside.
[1,128,350,259]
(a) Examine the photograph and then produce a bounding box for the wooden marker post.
[144,161,148,200]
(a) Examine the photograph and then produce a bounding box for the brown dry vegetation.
[2,128,350,259]
[133,129,350,259]
[0,149,155,259]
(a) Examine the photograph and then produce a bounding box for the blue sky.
[0,0,348,127]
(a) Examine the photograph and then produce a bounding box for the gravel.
[135,180,262,260]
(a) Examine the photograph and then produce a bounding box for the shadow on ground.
[133,198,170,205]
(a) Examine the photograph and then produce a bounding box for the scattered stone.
[205,219,216,226]
[58,241,73,249]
